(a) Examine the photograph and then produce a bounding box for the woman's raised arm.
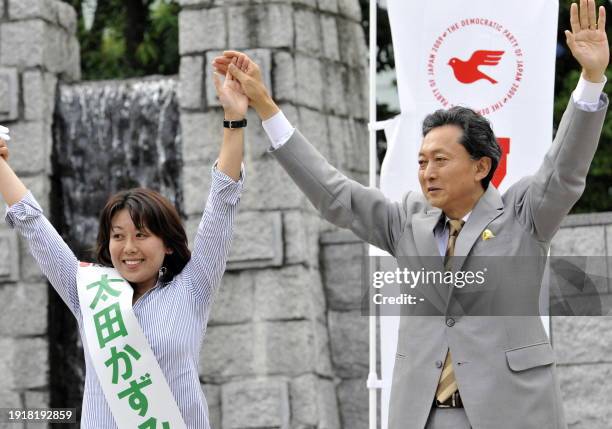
[0,135,80,316]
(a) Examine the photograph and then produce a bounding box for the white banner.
[379,1,558,428]
[77,263,187,429]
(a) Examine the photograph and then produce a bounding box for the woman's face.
[108,209,171,290]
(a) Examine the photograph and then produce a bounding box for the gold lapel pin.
[482,229,496,241]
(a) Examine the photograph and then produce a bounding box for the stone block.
[295,9,322,55]
[0,389,21,409]
[24,390,49,408]
[322,242,366,310]
[209,271,254,325]
[337,0,362,21]
[295,55,324,110]
[205,49,272,108]
[227,211,283,270]
[318,0,339,13]
[314,320,334,376]
[21,173,51,216]
[243,109,270,159]
[297,106,330,160]
[179,7,226,54]
[321,15,340,61]
[0,337,48,389]
[552,317,612,364]
[56,1,77,34]
[185,214,206,252]
[328,310,368,377]
[200,323,255,383]
[222,378,290,429]
[345,119,368,172]
[240,157,306,211]
[283,210,320,266]
[8,0,57,23]
[23,70,57,121]
[337,378,368,429]
[272,51,296,103]
[179,55,205,109]
[0,230,19,282]
[254,265,325,322]
[228,4,293,49]
[9,121,50,175]
[550,226,608,296]
[323,62,348,116]
[552,226,606,256]
[0,68,19,122]
[1,21,45,68]
[558,363,612,428]
[182,163,213,217]
[0,283,48,336]
[290,374,341,429]
[202,384,221,429]
[260,320,318,374]
[65,35,81,82]
[337,18,366,66]
[327,115,350,170]
[345,68,368,119]
[180,110,222,164]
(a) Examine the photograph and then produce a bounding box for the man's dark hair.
[422,106,502,189]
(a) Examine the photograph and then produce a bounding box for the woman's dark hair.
[96,188,191,282]
[422,106,502,189]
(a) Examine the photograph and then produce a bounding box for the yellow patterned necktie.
[435,219,464,403]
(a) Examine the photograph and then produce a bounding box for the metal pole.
[367,2,381,429]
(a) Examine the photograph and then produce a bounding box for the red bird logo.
[447,50,505,84]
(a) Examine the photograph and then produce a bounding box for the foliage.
[60,0,179,80]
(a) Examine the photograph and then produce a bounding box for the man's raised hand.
[565,0,609,83]
[212,51,279,120]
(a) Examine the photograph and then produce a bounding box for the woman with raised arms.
[0,58,250,429]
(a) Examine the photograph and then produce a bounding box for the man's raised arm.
[212,51,407,255]
[518,0,608,242]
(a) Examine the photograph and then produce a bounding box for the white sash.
[77,263,187,429]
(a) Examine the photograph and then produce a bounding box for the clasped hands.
[212,52,279,121]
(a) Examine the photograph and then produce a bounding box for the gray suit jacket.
[270,96,608,429]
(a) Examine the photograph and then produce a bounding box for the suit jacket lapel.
[412,208,447,312]
[450,185,505,273]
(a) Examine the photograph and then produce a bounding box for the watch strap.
[223,118,247,128]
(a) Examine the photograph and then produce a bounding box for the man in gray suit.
[213,1,608,427]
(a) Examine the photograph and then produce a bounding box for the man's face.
[418,125,486,215]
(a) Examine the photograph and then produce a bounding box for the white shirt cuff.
[572,74,607,111]
[262,111,296,149]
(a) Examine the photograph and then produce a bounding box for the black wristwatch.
[223,118,247,129]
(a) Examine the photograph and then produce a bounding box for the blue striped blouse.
[5,166,243,428]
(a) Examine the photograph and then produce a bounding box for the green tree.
[61,0,179,80]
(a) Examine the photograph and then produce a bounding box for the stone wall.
[0,1,79,427]
[551,212,612,429]
[177,0,369,428]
